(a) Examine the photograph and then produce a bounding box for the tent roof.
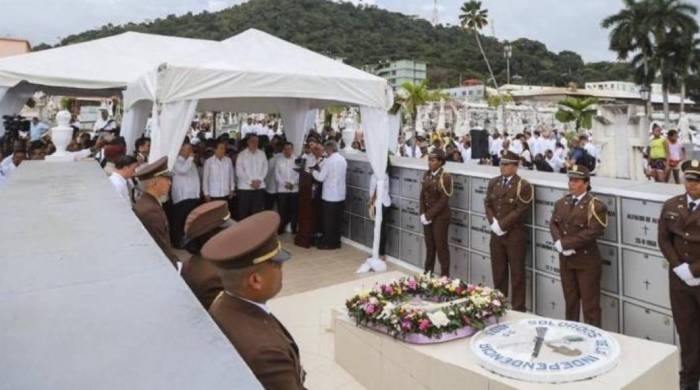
[125,29,391,110]
[0,32,218,94]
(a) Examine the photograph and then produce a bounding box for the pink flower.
[363,304,376,314]
[492,300,501,307]
[401,320,413,330]
[419,319,431,331]
[407,279,417,291]
[383,285,394,295]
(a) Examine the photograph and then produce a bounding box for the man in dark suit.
[549,165,608,327]
[133,156,179,268]
[658,159,700,390]
[485,151,533,312]
[203,211,306,390]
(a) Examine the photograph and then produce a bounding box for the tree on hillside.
[459,1,498,89]
[555,97,598,133]
[39,0,635,89]
[603,0,698,125]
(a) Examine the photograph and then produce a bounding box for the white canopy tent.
[0,32,219,142]
[124,28,398,260]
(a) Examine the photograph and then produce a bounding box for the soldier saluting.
[549,165,607,327]
[658,159,700,390]
[485,151,533,312]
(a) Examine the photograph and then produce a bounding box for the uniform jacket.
[484,174,533,234]
[550,193,607,267]
[419,167,452,221]
[658,194,700,275]
[180,255,223,310]
[133,192,179,267]
[209,294,306,390]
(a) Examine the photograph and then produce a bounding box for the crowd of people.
[3,107,700,388]
[396,127,602,176]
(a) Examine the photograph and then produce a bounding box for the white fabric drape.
[0,84,35,138]
[387,113,401,155]
[279,100,311,155]
[121,100,152,154]
[304,109,318,136]
[150,100,198,170]
[360,106,392,259]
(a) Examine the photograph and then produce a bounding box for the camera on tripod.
[2,115,30,138]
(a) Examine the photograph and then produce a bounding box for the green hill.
[41,0,632,89]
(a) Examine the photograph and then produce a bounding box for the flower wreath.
[346,274,508,340]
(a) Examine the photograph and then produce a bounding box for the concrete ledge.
[0,161,261,389]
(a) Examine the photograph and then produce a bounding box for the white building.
[443,84,486,102]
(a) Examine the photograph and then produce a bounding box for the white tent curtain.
[150,100,198,169]
[360,106,392,259]
[0,84,36,138]
[278,100,312,157]
[388,113,401,155]
[304,109,318,135]
[121,100,152,154]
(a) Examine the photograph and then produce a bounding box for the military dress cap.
[182,201,235,246]
[567,164,590,180]
[682,159,700,181]
[500,151,520,165]
[428,149,447,162]
[134,156,172,180]
[202,211,291,269]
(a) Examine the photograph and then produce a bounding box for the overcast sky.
[1,0,698,62]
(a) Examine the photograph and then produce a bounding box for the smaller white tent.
[125,29,397,262]
[0,32,219,91]
[0,32,219,138]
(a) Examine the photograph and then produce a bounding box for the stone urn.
[46,110,74,161]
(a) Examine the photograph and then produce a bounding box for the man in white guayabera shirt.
[236,134,268,219]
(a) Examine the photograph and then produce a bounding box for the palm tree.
[554,97,598,133]
[602,0,655,118]
[658,28,700,115]
[399,81,446,133]
[602,0,698,125]
[459,1,498,89]
[647,0,698,125]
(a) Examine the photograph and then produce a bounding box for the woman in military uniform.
[420,149,453,276]
[549,165,608,327]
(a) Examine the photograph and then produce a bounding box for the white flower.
[369,297,379,305]
[357,289,372,299]
[377,302,396,320]
[427,310,450,328]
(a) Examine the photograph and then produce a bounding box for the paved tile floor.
[276,234,409,297]
[269,235,414,389]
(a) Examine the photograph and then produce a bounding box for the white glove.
[562,249,576,257]
[674,264,700,286]
[490,219,506,236]
[674,263,696,283]
[420,214,432,225]
[687,278,700,287]
[554,240,564,253]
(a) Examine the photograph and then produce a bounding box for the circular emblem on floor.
[471,319,620,383]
